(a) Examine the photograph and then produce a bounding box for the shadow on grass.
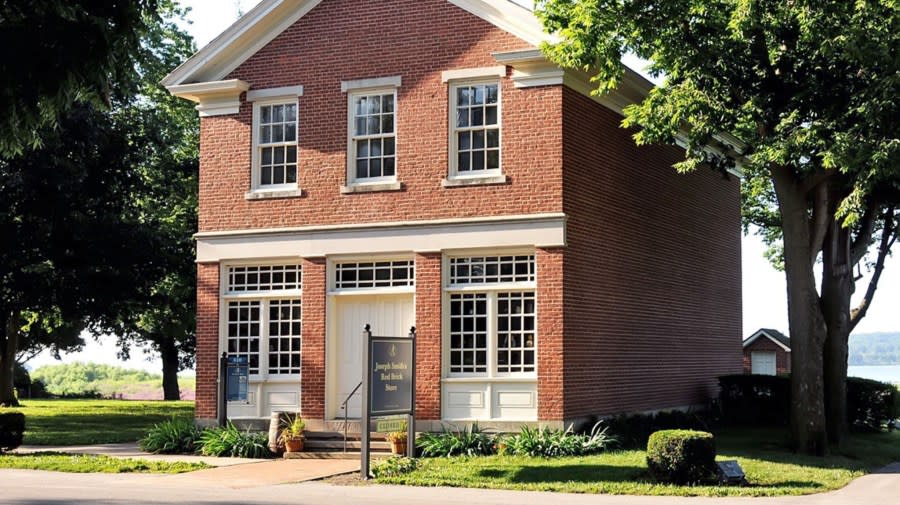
[479,464,649,484]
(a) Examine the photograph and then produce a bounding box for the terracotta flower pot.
[284,437,305,453]
[390,439,407,455]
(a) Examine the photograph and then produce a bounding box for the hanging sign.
[368,337,414,416]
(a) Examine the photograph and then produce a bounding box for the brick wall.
[196,263,220,421]
[743,338,791,375]
[537,248,565,420]
[560,87,743,420]
[414,253,442,420]
[198,0,563,233]
[301,257,326,418]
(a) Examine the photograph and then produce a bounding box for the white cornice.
[743,330,791,352]
[167,79,250,117]
[194,213,568,262]
[447,0,549,46]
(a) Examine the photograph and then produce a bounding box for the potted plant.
[280,413,306,453]
[387,421,408,455]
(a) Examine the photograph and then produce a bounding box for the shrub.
[505,422,616,457]
[646,430,717,485]
[605,410,710,449]
[0,412,25,453]
[372,456,419,478]
[847,377,897,432]
[199,423,274,458]
[718,374,791,426]
[416,423,494,457]
[140,418,201,454]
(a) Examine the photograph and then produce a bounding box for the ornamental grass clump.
[506,421,616,457]
[199,423,274,459]
[646,429,717,485]
[416,423,495,457]
[372,456,419,478]
[140,418,201,454]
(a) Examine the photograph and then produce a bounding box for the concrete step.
[303,430,390,442]
[283,451,393,460]
[305,439,391,451]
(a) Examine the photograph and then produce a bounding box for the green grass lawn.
[0,452,208,474]
[1,399,194,445]
[377,429,900,497]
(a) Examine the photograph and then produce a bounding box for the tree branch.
[850,199,879,267]
[809,182,830,265]
[850,206,897,331]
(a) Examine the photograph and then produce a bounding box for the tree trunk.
[771,165,829,455]
[160,338,181,401]
[0,313,21,407]
[821,220,851,447]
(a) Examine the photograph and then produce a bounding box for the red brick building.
[165,0,743,430]
[743,329,791,376]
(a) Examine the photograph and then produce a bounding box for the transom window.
[350,91,396,182]
[255,102,298,187]
[224,264,302,378]
[451,82,500,175]
[334,260,414,290]
[446,254,536,377]
[227,265,302,293]
[449,255,535,285]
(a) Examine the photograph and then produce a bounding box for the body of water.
[847,365,900,384]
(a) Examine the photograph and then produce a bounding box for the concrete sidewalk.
[14,442,361,486]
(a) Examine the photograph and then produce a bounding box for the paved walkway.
[6,444,897,504]
[14,442,361,485]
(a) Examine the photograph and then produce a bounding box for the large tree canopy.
[0,0,160,156]
[536,0,899,454]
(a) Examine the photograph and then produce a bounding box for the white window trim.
[342,80,402,192]
[220,261,303,380]
[247,95,302,199]
[441,252,537,380]
[445,78,504,186]
[341,87,401,193]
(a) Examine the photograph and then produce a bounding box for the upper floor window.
[451,82,500,177]
[256,102,297,187]
[350,91,396,182]
[340,76,402,193]
[246,85,304,199]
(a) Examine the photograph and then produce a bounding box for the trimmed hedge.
[719,374,896,431]
[0,412,25,453]
[847,377,897,432]
[646,430,717,485]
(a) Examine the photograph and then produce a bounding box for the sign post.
[360,324,416,479]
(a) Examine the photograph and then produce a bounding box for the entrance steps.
[284,430,394,460]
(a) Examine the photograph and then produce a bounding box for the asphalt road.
[1,466,898,505]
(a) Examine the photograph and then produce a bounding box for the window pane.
[473,130,484,149]
[473,86,484,105]
[473,150,484,170]
[286,146,297,163]
[356,97,366,116]
[261,106,272,123]
[261,125,271,144]
[368,95,381,114]
[273,105,284,122]
[286,166,297,183]
[382,114,393,134]
[274,147,284,164]
[371,139,382,157]
[357,140,369,158]
[487,130,499,148]
[458,152,470,171]
[458,131,470,150]
[383,157,395,176]
[273,168,284,184]
[355,117,367,136]
[356,159,368,179]
[383,94,394,113]
[261,167,272,185]
[286,104,297,122]
[273,125,284,143]
[367,116,380,134]
[457,87,470,106]
[285,123,296,142]
[486,106,498,125]
[262,147,272,165]
[370,158,381,176]
[471,107,483,126]
[487,150,499,170]
[456,109,469,128]
[486,85,498,104]
[384,138,395,155]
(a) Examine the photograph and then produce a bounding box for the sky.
[27,0,898,374]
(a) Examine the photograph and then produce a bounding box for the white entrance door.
[751,351,777,375]
[331,294,414,419]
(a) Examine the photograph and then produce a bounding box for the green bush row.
[719,374,897,431]
[415,422,617,458]
[141,419,273,459]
